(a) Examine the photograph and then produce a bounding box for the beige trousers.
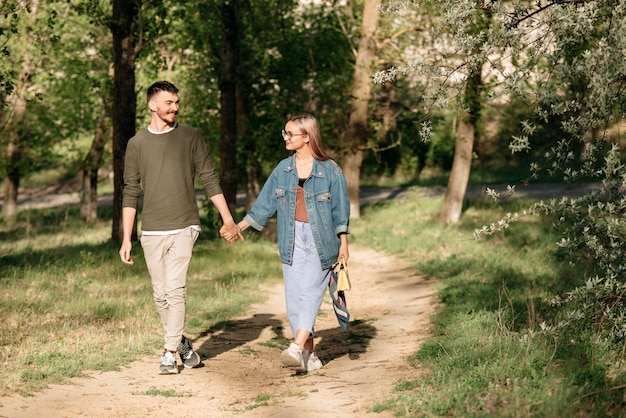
[141,227,199,352]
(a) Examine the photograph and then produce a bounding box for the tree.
[46,1,116,224]
[109,0,137,242]
[2,26,33,218]
[0,0,61,219]
[184,0,251,214]
[1,1,37,219]
[438,94,477,223]
[343,0,381,219]
[81,107,109,223]
[185,1,414,222]
[185,0,343,213]
[378,0,626,347]
[439,7,491,223]
[335,0,435,216]
[0,1,23,115]
[217,0,239,214]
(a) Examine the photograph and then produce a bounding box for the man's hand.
[119,241,134,265]
[220,223,243,243]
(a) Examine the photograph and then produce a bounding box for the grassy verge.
[350,188,625,417]
[0,205,281,396]
[2,190,624,416]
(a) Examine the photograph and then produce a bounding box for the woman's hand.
[219,223,241,243]
[337,234,349,264]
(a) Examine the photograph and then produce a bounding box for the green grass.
[0,205,281,396]
[351,190,626,417]
[244,393,275,410]
[1,191,625,416]
[137,386,193,397]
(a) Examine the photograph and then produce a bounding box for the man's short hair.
[147,81,179,103]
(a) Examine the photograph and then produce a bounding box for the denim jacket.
[244,155,350,269]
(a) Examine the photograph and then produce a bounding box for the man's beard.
[158,109,177,124]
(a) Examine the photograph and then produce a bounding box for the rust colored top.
[295,179,309,222]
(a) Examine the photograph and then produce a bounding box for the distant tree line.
[1,0,563,233]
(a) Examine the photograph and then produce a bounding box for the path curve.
[0,245,437,418]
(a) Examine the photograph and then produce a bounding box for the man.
[119,80,239,374]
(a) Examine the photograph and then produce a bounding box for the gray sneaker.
[177,335,201,368]
[280,343,305,371]
[159,351,179,374]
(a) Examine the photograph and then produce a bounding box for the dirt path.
[0,246,437,418]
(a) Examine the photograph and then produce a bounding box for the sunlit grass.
[137,386,194,397]
[244,393,274,410]
[0,205,281,396]
[2,191,624,416]
[354,192,626,417]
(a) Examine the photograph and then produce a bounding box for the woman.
[232,114,350,372]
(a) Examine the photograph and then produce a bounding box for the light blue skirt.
[282,221,331,338]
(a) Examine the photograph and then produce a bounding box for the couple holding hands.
[119,81,350,374]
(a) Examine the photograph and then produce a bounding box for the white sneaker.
[303,350,323,372]
[280,343,305,371]
[159,351,179,374]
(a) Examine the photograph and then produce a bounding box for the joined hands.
[219,223,244,243]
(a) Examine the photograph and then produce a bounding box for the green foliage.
[2,0,439,196]
[0,1,34,95]
[376,2,626,402]
[0,1,64,178]
[353,193,626,416]
[361,104,432,179]
[425,111,456,170]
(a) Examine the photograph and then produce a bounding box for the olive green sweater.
[122,124,222,231]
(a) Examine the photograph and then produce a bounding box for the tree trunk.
[2,0,38,219]
[343,0,380,219]
[245,159,260,212]
[3,130,21,219]
[439,112,474,223]
[235,0,256,212]
[237,78,252,211]
[218,1,238,215]
[439,7,491,223]
[439,71,482,223]
[81,108,108,223]
[110,0,137,241]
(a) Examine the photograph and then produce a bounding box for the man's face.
[149,91,179,125]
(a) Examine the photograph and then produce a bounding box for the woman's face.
[283,121,309,151]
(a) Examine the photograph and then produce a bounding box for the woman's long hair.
[288,114,332,161]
